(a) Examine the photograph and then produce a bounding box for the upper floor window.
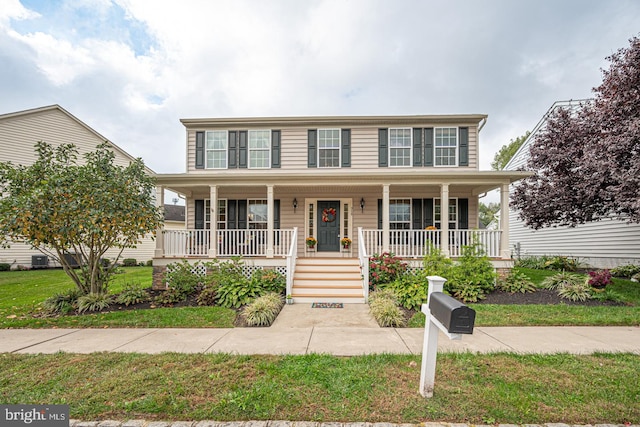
[318,129,341,168]
[389,128,412,167]
[435,128,458,166]
[206,130,227,169]
[390,199,411,230]
[249,130,271,169]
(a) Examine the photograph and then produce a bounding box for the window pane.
[389,128,411,147]
[249,130,270,149]
[389,128,411,166]
[250,150,269,168]
[319,148,340,167]
[206,131,227,150]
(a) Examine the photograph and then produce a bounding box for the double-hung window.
[434,198,458,229]
[389,199,411,230]
[389,128,412,167]
[249,130,271,168]
[248,200,268,229]
[435,127,458,166]
[206,130,227,169]
[318,129,341,168]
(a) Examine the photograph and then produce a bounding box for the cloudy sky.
[1,0,639,181]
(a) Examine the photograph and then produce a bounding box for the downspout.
[478,117,487,133]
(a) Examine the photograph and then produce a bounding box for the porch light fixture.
[293,198,298,212]
[360,198,365,212]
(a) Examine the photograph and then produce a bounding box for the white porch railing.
[360,229,502,258]
[286,227,298,298]
[163,228,295,257]
[358,227,369,302]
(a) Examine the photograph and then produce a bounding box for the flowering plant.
[305,236,317,247]
[340,237,352,247]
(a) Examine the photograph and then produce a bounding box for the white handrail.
[358,227,369,301]
[286,227,298,298]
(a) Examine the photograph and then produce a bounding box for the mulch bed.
[476,288,626,306]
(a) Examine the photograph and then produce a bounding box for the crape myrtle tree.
[0,142,163,295]
[512,35,640,229]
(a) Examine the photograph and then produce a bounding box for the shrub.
[122,258,137,267]
[216,276,263,308]
[514,255,551,270]
[115,283,149,306]
[369,252,407,289]
[610,264,640,278]
[497,270,537,294]
[196,285,218,306]
[251,269,285,294]
[380,271,429,310]
[542,272,584,290]
[153,288,185,306]
[0,263,11,271]
[77,293,112,313]
[369,293,406,327]
[164,260,205,299]
[241,292,284,326]
[422,243,453,276]
[42,289,82,314]
[557,281,592,302]
[543,256,582,272]
[590,288,624,303]
[446,241,496,303]
[633,272,640,282]
[145,259,153,267]
[587,269,612,289]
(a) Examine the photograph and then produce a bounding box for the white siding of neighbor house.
[186,122,479,172]
[0,106,156,268]
[506,100,640,268]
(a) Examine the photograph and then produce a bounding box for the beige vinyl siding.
[186,123,479,172]
[0,106,156,268]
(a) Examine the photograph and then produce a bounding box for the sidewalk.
[1,302,638,355]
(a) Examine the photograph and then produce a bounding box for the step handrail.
[358,227,369,302]
[285,227,298,297]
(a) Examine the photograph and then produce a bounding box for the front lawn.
[1,352,638,424]
[0,267,235,329]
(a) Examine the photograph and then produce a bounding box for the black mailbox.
[428,292,476,334]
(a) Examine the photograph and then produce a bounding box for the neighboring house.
[164,204,186,230]
[155,114,529,302]
[0,105,157,268]
[506,100,640,268]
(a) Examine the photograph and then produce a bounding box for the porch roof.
[156,169,531,197]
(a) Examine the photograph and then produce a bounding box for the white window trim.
[304,198,352,242]
[388,127,413,168]
[434,127,459,167]
[434,197,458,229]
[205,130,228,170]
[317,128,342,168]
[248,130,271,169]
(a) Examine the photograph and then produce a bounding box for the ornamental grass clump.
[241,292,284,327]
[76,293,112,313]
[543,271,593,302]
[42,288,82,315]
[368,289,406,327]
[497,270,537,294]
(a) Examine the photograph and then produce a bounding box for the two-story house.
[153,114,529,302]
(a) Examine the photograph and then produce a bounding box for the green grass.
[0,352,637,424]
[409,267,640,327]
[0,267,236,328]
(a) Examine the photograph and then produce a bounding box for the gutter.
[478,117,487,133]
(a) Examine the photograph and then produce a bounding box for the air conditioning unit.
[31,255,49,269]
[63,253,81,268]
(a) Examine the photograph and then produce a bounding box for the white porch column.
[208,185,218,258]
[267,185,274,258]
[382,184,390,252]
[440,184,449,257]
[154,185,165,258]
[500,183,510,259]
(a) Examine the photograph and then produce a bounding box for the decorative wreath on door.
[322,207,337,223]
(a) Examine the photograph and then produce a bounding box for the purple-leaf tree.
[512,35,640,229]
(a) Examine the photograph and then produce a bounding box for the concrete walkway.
[1,304,638,356]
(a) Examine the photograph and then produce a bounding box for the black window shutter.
[228,131,237,168]
[238,131,248,168]
[271,130,281,168]
[458,198,469,229]
[195,132,205,169]
[341,129,351,168]
[424,128,434,167]
[459,127,469,166]
[424,198,434,227]
[274,200,281,229]
[237,200,247,229]
[195,199,205,229]
[307,129,317,167]
[377,199,383,229]
[413,128,423,167]
[378,128,388,167]
[227,200,237,229]
[412,199,423,229]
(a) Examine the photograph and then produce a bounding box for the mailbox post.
[419,275,475,398]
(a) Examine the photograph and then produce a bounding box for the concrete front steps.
[291,257,365,303]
